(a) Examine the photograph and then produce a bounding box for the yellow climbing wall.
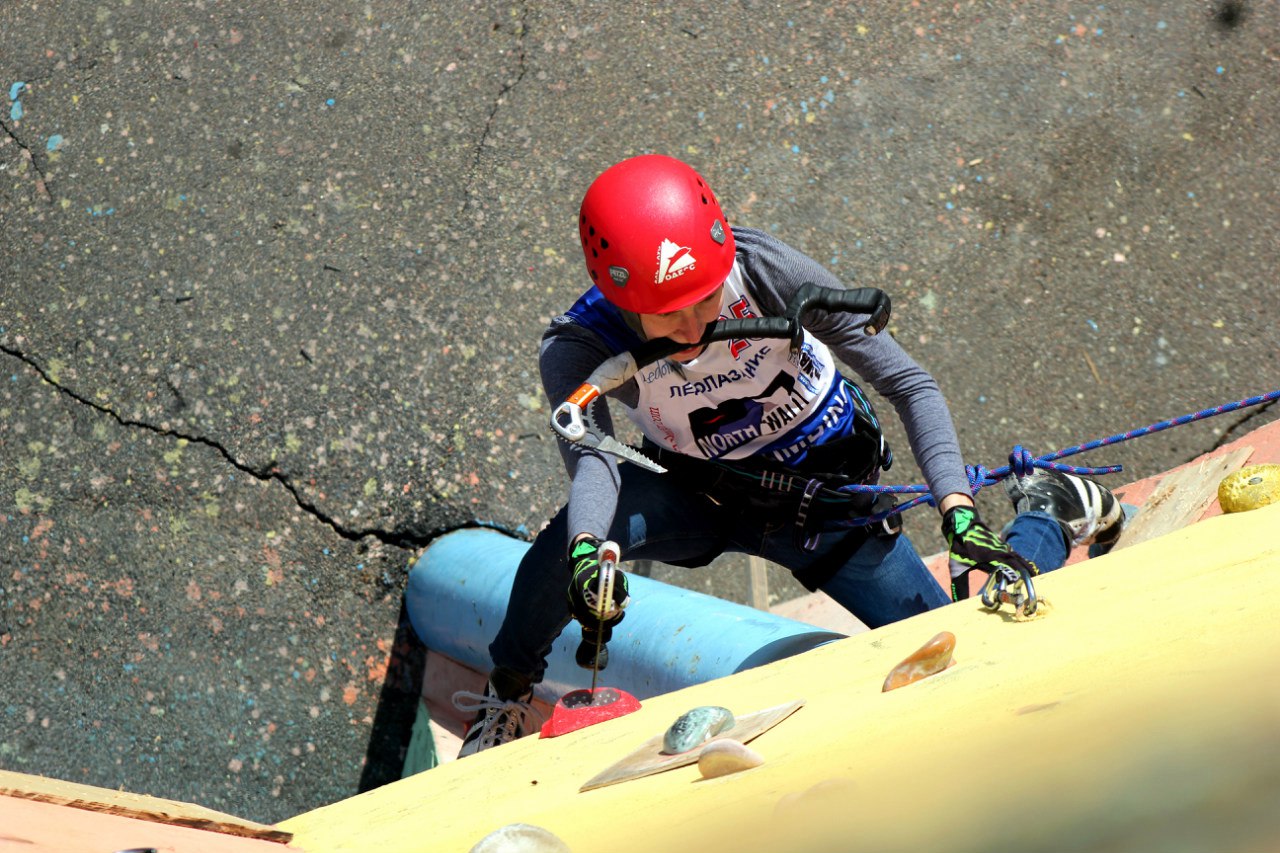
[280,501,1280,853]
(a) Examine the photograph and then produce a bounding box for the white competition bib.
[625,264,843,462]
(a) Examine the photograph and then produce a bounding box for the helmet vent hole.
[589,226,596,236]
[590,270,598,281]
[600,238,609,249]
[592,248,598,258]
[701,194,708,205]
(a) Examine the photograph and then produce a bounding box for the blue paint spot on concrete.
[7,82,24,121]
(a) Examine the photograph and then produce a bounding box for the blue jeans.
[489,465,1069,684]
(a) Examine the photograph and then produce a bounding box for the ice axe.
[541,540,642,738]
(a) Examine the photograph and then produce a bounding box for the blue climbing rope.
[836,388,1280,528]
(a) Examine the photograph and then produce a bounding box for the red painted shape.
[540,687,642,738]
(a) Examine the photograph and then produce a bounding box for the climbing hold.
[540,687,642,739]
[697,738,764,779]
[882,631,956,692]
[1012,597,1053,622]
[775,777,858,819]
[661,705,735,754]
[469,823,571,853]
[1218,464,1280,513]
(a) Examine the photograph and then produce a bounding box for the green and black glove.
[566,536,630,670]
[942,506,1039,603]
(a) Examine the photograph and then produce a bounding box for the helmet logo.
[656,238,696,284]
[608,266,630,287]
[710,219,726,245]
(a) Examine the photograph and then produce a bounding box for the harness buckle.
[760,470,795,492]
[795,478,824,552]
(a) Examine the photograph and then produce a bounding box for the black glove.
[575,625,613,671]
[567,536,630,672]
[566,536,630,626]
[942,506,1039,602]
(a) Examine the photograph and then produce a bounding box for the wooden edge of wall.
[0,769,294,844]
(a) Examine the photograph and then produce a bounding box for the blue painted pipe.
[406,528,845,703]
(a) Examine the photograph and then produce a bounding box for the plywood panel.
[0,794,298,852]
[0,770,292,843]
[1112,446,1253,549]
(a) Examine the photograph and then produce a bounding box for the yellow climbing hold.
[1218,464,1280,513]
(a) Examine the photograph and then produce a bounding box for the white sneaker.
[453,677,538,758]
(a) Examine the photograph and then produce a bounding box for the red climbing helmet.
[578,154,736,315]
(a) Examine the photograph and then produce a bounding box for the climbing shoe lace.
[453,672,538,758]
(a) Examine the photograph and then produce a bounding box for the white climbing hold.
[469,823,572,853]
[697,738,764,779]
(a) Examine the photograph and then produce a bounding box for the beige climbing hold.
[1218,464,1280,513]
[469,823,572,853]
[697,738,764,779]
[775,777,858,819]
[882,631,956,692]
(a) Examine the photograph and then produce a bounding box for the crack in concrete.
[1200,397,1278,459]
[461,2,529,214]
[1,344,517,552]
[0,117,53,203]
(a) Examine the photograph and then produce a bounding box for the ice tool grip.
[631,283,892,368]
[597,540,621,565]
[785,283,891,340]
[592,540,621,621]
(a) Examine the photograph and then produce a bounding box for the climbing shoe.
[1005,469,1125,553]
[452,667,538,758]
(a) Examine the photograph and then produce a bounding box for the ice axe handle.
[594,540,621,618]
[786,283,891,340]
[630,284,891,369]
